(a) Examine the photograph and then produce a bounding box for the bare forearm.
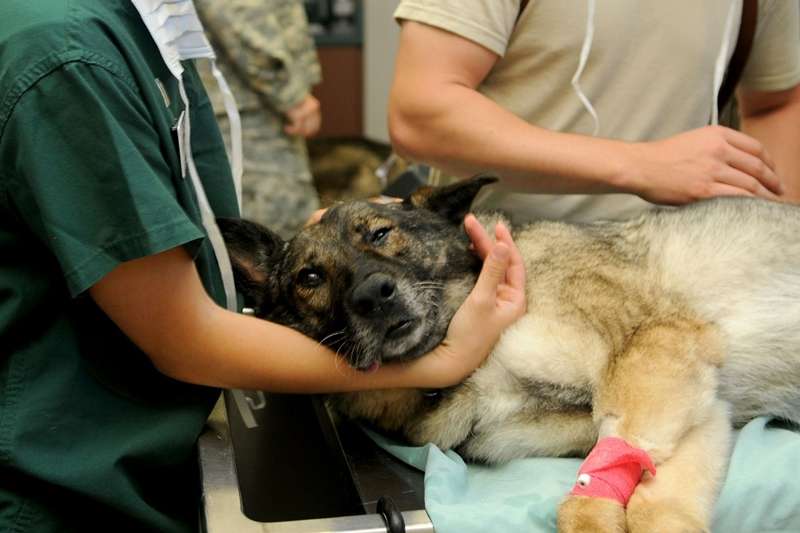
[389,81,627,194]
[157,304,434,393]
[91,248,436,393]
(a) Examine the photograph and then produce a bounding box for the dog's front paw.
[556,495,626,533]
[626,496,708,533]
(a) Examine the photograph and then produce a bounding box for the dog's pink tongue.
[366,361,380,373]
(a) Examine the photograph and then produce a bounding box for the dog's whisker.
[319,329,346,347]
[414,282,445,290]
[351,340,373,372]
[422,291,441,309]
[334,338,348,361]
[334,333,352,351]
[332,347,349,377]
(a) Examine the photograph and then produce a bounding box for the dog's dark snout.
[352,273,396,317]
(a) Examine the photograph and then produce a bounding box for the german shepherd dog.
[219,177,800,533]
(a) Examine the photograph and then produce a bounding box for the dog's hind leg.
[557,316,727,533]
[626,400,731,533]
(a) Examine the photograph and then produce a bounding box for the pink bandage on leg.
[569,436,656,506]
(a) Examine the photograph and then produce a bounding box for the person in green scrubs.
[0,2,526,531]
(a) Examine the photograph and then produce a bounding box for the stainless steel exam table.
[199,390,435,533]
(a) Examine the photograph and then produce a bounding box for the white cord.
[211,60,244,212]
[571,0,599,136]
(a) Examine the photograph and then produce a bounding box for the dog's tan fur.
[221,178,800,532]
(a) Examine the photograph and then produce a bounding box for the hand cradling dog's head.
[219,175,498,371]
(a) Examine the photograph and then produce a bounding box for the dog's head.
[219,176,497,371]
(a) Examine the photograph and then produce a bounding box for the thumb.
[472,241,510,297]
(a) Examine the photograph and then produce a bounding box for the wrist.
[372,345,456,390]
[602,139,643,195]
[542,133,643,195]
[412,342,482,389]
[285,91,309,113]
[350,356,427,391]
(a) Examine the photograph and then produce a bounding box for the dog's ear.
[217,217,284,310]
[404,174,498,223]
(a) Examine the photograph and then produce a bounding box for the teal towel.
[367,417,800,533]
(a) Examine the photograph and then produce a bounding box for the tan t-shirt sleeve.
[394,0,521,57]
[740,0,800,91]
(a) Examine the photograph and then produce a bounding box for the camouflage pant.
[215,110,320,239]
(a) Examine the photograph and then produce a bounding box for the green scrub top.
[0,1,239,531]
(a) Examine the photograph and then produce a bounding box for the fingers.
[284,117,317,137]
[465,216,525,292]
[705,183,755,198]
[305,113,321,137]
[283,111,304,136]
[495,222,526,291]
[471,241,511,300]
[725,148,775,187]
[722,128,776,169]
[304,208,327,227]
[291,114,320,138]
[464,214,494,259]
[471,222,525,300]
[283,119,320,138]
[367,195,403,204]
[283,96,322,138]
[284,122,301,136]
[721,128,783,195]
[715,166,780,201]
[724,147,782,196]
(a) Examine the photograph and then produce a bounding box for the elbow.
[151,353,222,388]
[144,324,216,387]
[388,95,442,163]
[388,110,420,161]
[146,320,235,386]
[150,351,199,385]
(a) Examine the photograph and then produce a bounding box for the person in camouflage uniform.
[196,0,322,238]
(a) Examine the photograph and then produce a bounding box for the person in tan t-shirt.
[390,0,800,224]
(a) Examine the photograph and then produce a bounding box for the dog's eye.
[368,226,392,245]
[297,268,324,288]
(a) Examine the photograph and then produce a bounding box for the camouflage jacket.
[195,0,322,114]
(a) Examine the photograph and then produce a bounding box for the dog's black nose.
[351,273,396,317]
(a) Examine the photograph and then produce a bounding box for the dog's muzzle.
[350,272,399,318]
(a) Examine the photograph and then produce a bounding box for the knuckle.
[709,139,728,158]
[707,161,725,176]
[689,182,713,200]
[708,125,727,138]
